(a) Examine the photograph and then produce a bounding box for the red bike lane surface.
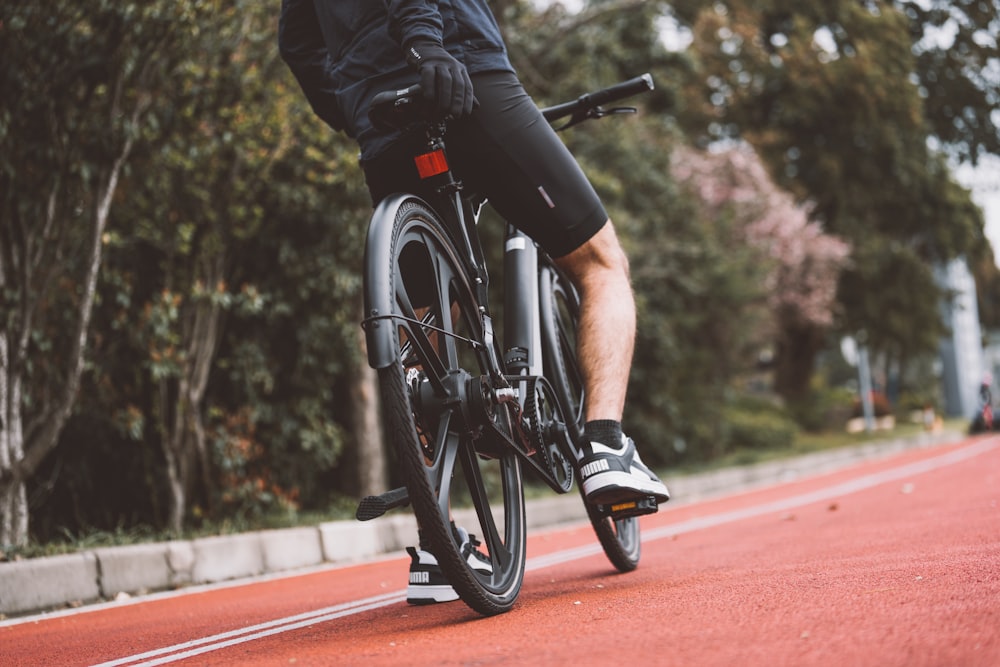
[3,436,998,667]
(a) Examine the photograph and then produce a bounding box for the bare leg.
[556,220,669,505]
[553,220,635,422]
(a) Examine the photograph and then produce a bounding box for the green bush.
[723,404,799,451]
[788,385,855,432]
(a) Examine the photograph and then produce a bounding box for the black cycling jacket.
[278,0,514,160]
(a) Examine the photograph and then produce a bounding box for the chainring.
[523,376,574,493]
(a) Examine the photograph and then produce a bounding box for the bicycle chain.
[521,376,574,493]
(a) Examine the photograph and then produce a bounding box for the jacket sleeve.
[278,0,347,131]
[386,0,445,48]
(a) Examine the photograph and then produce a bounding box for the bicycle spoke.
[428,247,462,370]
[418,403,450,467]
[458,445,513,575]
[432,423,460,521]
[395,282,448,390]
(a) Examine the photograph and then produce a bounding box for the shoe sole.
[582,470,670,505]
[407,584,459,604]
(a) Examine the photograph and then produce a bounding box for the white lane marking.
[91,592,406,667]
[89,437,998,666]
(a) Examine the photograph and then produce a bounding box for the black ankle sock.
[584,420,623,449]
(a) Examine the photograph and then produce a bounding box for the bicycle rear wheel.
[371,199,526,615]
[538,261,641,572]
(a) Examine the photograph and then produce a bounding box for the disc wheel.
[538,260,641,572]
[374,200,526,615]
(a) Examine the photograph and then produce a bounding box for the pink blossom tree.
[672,143,850,400]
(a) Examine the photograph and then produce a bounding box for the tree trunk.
[158,258,225,535]
[186,258,225,505]
[1,333,29,547]
[773,320,824,402]
[161,434,187,536]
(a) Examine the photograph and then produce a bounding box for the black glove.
[405,40,475,119]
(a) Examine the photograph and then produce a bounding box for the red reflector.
[414,150,449,179]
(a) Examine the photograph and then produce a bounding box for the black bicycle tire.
[373,200,526,615]
[538,261,641,572]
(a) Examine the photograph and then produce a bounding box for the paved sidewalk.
[0,429,963,619]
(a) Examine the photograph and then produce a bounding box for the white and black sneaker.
[406,527,492,605]
[578,434,670,506]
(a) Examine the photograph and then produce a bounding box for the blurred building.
[936,258,986,418]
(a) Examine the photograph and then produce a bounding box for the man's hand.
[405,41,475,119]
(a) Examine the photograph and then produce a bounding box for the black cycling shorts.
[361,71,609,258]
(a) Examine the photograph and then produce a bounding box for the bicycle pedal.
[356,487,410,521]
[599,496,658,520]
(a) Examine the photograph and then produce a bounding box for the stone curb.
[0,429,963,618]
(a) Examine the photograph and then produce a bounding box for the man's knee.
[556,220,630,286]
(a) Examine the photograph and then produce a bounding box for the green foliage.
[1,0,224,545]
[722,401,799,452]
[22,0,371,537]
[902,0,1000,163]
[837,237,947,361]
[785,371,856,432]
[116,0,369,518]
[0,0,199,402]
[669,0,992,411]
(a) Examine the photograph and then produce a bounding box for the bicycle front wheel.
[370,199,526,615]
[538,260,641,572]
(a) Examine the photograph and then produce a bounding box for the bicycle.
[355,74,659,616]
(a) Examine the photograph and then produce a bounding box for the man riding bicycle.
[278,0,669,604]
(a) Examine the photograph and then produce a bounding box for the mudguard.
[363,193,423,370]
